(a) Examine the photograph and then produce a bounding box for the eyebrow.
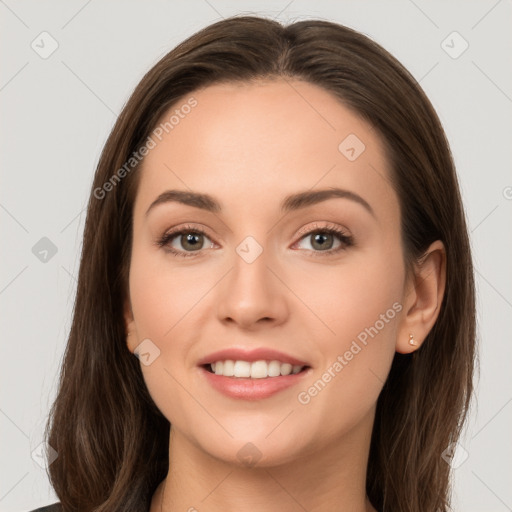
[145,187,375,217]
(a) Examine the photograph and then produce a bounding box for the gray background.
[1,1,511,511]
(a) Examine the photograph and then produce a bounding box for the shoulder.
[27,503,61,512]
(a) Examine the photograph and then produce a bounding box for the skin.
[124,79,446,512]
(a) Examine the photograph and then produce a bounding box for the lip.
[199,365,312,400]
[197,347,310,367]
[197,347,312,400]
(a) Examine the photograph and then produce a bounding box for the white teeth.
[233,360,251,377]
[208,359,305,378]
[292,365,302,374]
[268,360,281,377]
[250,360,268,379]
[222,359,235,376]
[280,363,292,376]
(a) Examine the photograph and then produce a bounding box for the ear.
[396,240,446,354]
[124,299,138,353]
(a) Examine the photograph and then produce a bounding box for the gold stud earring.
[408,334,417,346]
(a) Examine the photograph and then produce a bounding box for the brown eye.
[156,227,215,258]
[294,225,354,256]
[177,232,205,252]
[309,232,336,251]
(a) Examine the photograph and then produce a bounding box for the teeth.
[222,360,234,376]
[250,360,267,379]
[268,360,281,377]
[234,360,251,377]
[209,360,305,378]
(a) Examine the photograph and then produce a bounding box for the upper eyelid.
[295,222,349,237]
[163,222,348,237]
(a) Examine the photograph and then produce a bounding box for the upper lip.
[197,347,310,367]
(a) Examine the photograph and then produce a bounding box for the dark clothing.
[28,504,61,512]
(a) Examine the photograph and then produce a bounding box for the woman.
[32,14,475,512]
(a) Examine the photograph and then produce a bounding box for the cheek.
[292,241,404,350]
[291,245,404,425]
[127,246,222,423]
[129,245,209,340]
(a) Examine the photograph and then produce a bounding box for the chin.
[193,427,311,469]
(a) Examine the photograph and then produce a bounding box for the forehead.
[134,79,398,221]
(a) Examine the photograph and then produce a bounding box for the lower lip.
[200,366,310,400]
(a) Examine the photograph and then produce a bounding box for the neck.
[151,409,377,512]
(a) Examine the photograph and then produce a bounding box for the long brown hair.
[45,15,476,511]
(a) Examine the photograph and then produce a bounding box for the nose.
[215,241,289,331]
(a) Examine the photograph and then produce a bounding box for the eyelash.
[155,223,354,258]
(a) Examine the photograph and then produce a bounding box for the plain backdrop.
[1,1,511,511]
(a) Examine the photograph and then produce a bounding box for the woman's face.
[125,79,409,466]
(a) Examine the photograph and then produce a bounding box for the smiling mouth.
[202,360,310,379]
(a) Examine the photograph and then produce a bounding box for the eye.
[155,222,353,258]
[155,225,215,258]
[293,223,353,256]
